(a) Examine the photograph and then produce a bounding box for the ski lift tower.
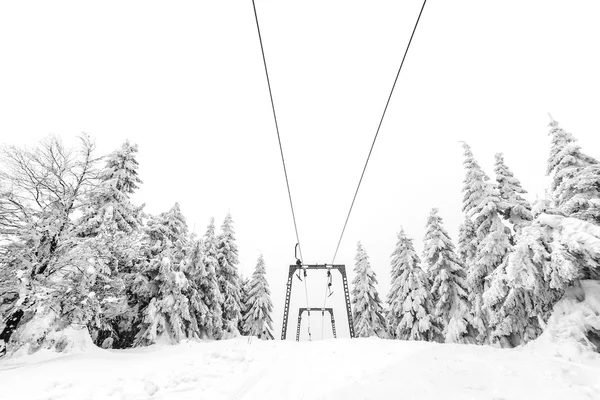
[281,263,355,340]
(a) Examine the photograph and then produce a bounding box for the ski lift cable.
[320,281,328,339]
[330,0,428,265]
[251,0,312,338]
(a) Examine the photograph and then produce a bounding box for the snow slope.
[1,336,599,400]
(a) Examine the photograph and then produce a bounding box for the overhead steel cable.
[331,0,428,264]
[251,0,312,339]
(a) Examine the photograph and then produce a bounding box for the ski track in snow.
[0,337,599,400]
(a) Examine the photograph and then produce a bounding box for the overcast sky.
[1,0,600,340]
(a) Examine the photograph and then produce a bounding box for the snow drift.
[527,279,600,362]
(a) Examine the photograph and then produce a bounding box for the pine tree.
[386,231,436,341]
[461,142,512,343]
[216,213,242,338]
[242,255,274,340]
[546,118,600,224]
[423,209,473,343]
[351,242,387,338]
[494,153,532,233]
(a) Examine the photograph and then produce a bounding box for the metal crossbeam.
[281,264,354,340]
[296,308,337,341]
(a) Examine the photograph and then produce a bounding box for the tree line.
[0,137,274,357]
[350,118,600,347]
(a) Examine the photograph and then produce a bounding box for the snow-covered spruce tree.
[494,153,533,233]
[478,153,537,347]
[134,203,195,346]
[242,255,274,340]
[76,140,145,348]
[238,276,251,336]
[508,213,600,307]
[78,140,143,237]
[216,213,243,338]
[386,232,436,341]
[200,218,224,339]
[547,118,600,224]
[185,234,223,340]
[352,242,387,338]
[461,142,512,343]
[482,260,542,347]
[423,208,474,343]
[457,217,477,267]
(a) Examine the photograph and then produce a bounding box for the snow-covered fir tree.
[494,153,533,233]
[351,242,387,338]
[195,218,224,339]
[423,208,473,343]
[477,153,536,346]
[216,213,243,338]
[239,276,251,336]
[241,255,274,340]
[482,260,541,347]
[185,231,223,340]
[457,217,477,267]
[76,140,145,348]
[461,142,512,343]
[134,203,194,346]
[386,231,436,341]
[546,118,600,224]
[78,140,143,236]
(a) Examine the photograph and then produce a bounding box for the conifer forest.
[1,118,599,357]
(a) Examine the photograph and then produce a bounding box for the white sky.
[1,0,600,340]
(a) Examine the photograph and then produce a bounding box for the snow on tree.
[423,208,473,343]
[75,140,145,348]
[457,217,477,267]
[78,140,143,236]
[509,214,600,293]
[461,142,491,224]
[351,242,387,338]
[500,211,600,346]
[546,118,600,224]
[386,232,436,341]
[134,204,194,346]
[241,255,274,340]
[185,236,220,340]
[494,153,533,232]
[0,135,105,355]
[216,213,243,338]
[199,218,224,339]
[239,276,251,336]
[482,261,541,347]
[460,142,512,343]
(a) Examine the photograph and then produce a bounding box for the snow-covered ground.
[1,336,599,400]
[2,280,600,400]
